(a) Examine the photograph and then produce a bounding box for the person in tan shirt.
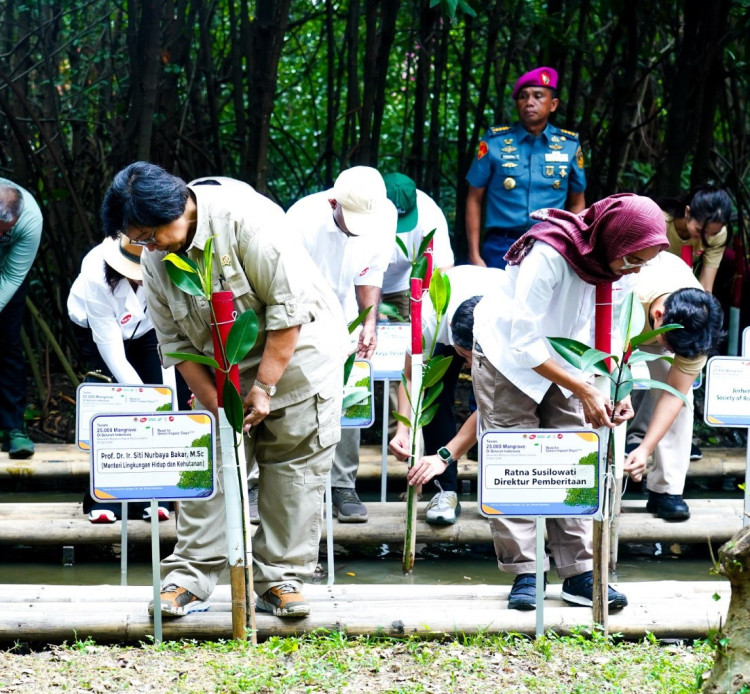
[101,164,347,619]
[658,185,732,293]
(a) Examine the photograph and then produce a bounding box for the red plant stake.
[211,290,240,404]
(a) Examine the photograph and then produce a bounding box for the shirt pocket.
[540,154,570,178]
[316,382,342,449]
[171,293,211,342]
[498,158,527,180]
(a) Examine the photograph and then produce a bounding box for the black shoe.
[331,487,368,523]
[646,490,690,521]
[508,573,546,611]
[561,570,628,609]
[690,443,703,461]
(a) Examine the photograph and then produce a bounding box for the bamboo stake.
[211,291,256,643]
[593,283,613,632]
[403,277,423,573]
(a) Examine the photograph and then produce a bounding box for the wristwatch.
[437,446,454,466]
[253,379,277,397]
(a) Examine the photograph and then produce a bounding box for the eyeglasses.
[619,254,652,270]
[127,227,158,246]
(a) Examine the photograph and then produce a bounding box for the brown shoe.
[256,583,310,617]
[148,584,210,617]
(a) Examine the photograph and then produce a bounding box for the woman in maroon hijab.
[471,193,669,612]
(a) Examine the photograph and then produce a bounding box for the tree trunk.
[702,525,750,693]
[247,0,292,192]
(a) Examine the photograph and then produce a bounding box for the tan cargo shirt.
[142,177,348,410]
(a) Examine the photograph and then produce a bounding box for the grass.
[0,629,716,693]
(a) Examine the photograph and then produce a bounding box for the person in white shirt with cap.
[68,234,184,523]
[285,166,397,522]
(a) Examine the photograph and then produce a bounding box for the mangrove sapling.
[161,237,259,642]
[393,268,452,573]
[548,290,687,626]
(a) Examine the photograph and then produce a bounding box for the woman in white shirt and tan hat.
[68,234,184,522]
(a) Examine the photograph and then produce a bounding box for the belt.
[485,227,526,239]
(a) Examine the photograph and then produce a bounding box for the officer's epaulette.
[558,128,579,140]
[488,125,511,136]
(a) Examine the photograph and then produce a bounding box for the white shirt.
[286,190,397,321]
[67,244,153,384]
[422,265,506,349]
[473,242,597,403]
[382,190,455,294]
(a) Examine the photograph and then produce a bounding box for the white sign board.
[479,429,602,518]
[704,356,750,428]
[341,359,374,428]
[89,411,216,502]
[76,383,174,450]
[371,323,410,380]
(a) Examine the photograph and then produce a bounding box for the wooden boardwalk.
[0,581,730,643]
[0,498,743,547]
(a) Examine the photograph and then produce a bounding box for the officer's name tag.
[545,152,569,162]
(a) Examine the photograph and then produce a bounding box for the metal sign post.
[704,354,750,525]
[478,428,602,637]
[89,410,216,643]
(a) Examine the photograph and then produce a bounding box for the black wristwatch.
[437,446,454,466]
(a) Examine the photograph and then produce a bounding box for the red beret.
[512,67,558,98]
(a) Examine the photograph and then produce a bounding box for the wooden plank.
[0,499,743,547]
[0,581,730,642]
[2,444,745,483]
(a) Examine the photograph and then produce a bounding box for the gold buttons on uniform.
[504,177,516,190]
[553,180,561,189]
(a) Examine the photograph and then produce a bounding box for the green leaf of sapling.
[416,228,437,258]
[164,352,220,369]
[343,353,356,385]
[631,378,689,405]
[379,303,405,321]
[222,380,245,434]
[548,337,609,376]
[580,348,612,375]
[418,402,441,429]
[342,390,370,410]
[203,236,215,296]
[165,258,205,297]
[347,306,372,335]
[421,381,444,411]
[395,235,409,260]
[411,255,428,280]
[225,309,259,365]
[625,351,674,365]
[629,324,683,348]
[422,355,453,388]
[392,412,412,428]
[400,373,412,407]
[428,269,451,319]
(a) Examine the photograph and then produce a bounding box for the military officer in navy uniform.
[465,66,587,268]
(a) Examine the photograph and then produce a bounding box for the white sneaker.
[425,483,461,525]
[143,506,171,522]
[88,509,117,524]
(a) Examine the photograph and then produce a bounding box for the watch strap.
[253,379,277,396]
